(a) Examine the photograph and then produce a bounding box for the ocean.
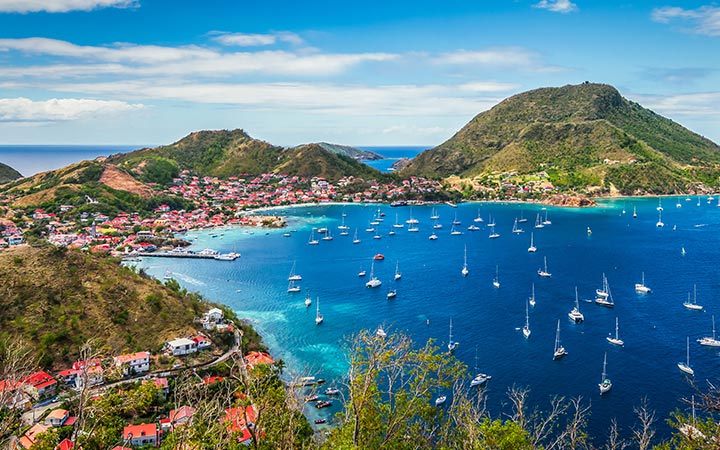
[0,145,144,177]
[359,146,430,172]
[134,197,720,443]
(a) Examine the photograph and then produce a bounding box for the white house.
[165,338,198,356]
[123,423,159,448]
[114,351,151,376]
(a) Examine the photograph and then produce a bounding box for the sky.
[0,0,718,147]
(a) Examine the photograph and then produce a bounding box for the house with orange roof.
[160,405,196,433]
[122,423,160,448]
[17,423,50,449]
[224,405,258,444]
[114,351,150,376]
[244,352,275,369]
[44,408,70,427]
[55,438,75,450]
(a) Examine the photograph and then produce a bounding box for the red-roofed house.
[18,423,50,449]
[44,408,70,427]
[244,351,275,369]
[0,379,29,410]
[224,405,258,444]
[114,351,150,376]
[123,423,159,448]
[22,371,57,398]
[55,438,74,450]
[160,405,196,433]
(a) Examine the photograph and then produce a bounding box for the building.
[123,423,160,448]
[165,338,198,356]
[160,405,196,433]
[44,408,70,427]
[17,423,50,449]
[114,351,151,376]
[22,371,57,399]
[224,405,258,445]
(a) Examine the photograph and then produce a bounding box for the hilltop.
[0,245,230,369]
[109,129,388,184]
[403,83,720,195]
[0,161,22,184]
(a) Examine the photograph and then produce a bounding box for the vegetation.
[0,161,22,184]
[314,142,384,161]
[402,82,720,195]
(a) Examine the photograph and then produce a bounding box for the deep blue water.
[359,146,430,172]
[134,197,720,443]
[0,145,144,177]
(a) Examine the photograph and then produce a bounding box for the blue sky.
[0,0,718,147]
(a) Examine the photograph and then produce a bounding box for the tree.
[0,338,36,447]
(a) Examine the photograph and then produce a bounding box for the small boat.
[599,352,612,394]
[529,283,536,307]
[324,388,340,395]
[315,400,332,409]
[315,297,323,325]
[429,233,438,240]
[394,261,402,280]
[408,225,420,232]
[388,230,395,236]
[322,228,334,240]
[283,232,291,237]
[430,207,440,220]
[353,229,360,244]
[288,261,302,281]
[534,213,545,229]
[606,317,624,346]
[338,215,349,230]
[568,287,584,323]
[681,246,687,256]
[365,227,375,233]
[287,280,301,293]
[405,208,419,225]
[527,232,537,252]
[308,228,319,245]
[304,291,312,307]
[433,220,443,229]
[678,336,694,375]
[553,320,568,360]
[595,273,614,307]
[435,395,447,406]
[683,285,703,310]
[635,272,651,293]
[376,327,387,338]
[656,210,664,227]
[461,245,469,277]
[676,197,682,208]
[387,287,397,299]
[358,269,366,277]
[306,394,319,402]
[393,213,404,228]
[537,256,551,278]
[317,227,328,234]
[314,419,327,424]
[632,206,637,218]
[512,218,524,234]
[492,265,500,288]
[518,210,528,223]
[366,260,382,288]
[470,347,491,387]
[542,210,552,225]
[452,212,461,226]
[522,299,531,339]
[163,270,173,280]
[447,319,459,353]
[473,210,484,223]
[467,224,480,231]
[488,222,500,239]
[587,226,592,235]
[697,315,720,347]
[373,233,382,240]
[450,224,463,235]
[373,253,385,260]
[657,198,663,211]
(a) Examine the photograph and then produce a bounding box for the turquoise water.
[137,197,720,442]
[359,146,429,172]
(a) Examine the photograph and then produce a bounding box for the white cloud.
[433,48,564,72]
[635,91,720,117]
[651,6,720,36]
[533,0,578,14]
[212,31,304,47]
[0,0,137,13]
[0,97,144,122]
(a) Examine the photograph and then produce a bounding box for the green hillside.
[112,129,387,183]
[315,142,384,160]
[403,83,720,195]
[0,161,22,184]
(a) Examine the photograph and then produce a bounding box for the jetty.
[130,251,240,261]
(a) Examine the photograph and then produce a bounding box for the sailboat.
[447,319,459,353]
[473,209,484,223]
[595,273,614,307]
[656,209,664,227]
[534,213,545,229]
[338,215,349,230]
[461,245,469,277]
[606,317,624,346]
[488,223,500,239]
[394,261,402,280]
[568,286,584,323]
[632,206,637,218]
[304,291,312,307]
[430,207,440,220]
[676,197,682,208]
[553,320,567,359]
[429,232,438,240]
[405,207,419,224]
[432,219,443,229]
[522,299,531,339]
[470,346,491,387]
[492,265,500,288]
[599,352,612,394]
[452,212,461,226]
[387,284,397,299]
[376,327,387,338]
[450,224,463,235]
[678,336,694,375]
[635,272,651,293]
[288,261,302,281]
[315,297,323,325]
[393,213,404,228]
[287,280,301,293]
[679,396,705,439]
[365,259,382,288]
[512,218,524,234]
[657,198,663,211]
[683,284,703,310]
[537,256,551,278]
[308,228,319,245]
[529,283,536,307]
[697,315,720,347]
[352,229,360,244]
[542,210,552,225]
[527,232,537,252]
[518,210,527,223]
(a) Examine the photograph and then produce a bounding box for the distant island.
[312,142,384,161]
[0,161,22,184]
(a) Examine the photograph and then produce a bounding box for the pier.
[129,251,240,261]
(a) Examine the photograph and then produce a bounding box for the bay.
[135,196,720,442]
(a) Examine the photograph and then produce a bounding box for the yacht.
[450,225,463,235]
[537,257,551,278]
[534,213,545,229]
[315,297,323,325]
[308,228,319,245]
[288,261,302,281]
[461,245,469,277]
[435,396,447,406]
[656,210,664,228]
[678,336,694,375]
[683,285,703,310]
[595,273,615,307]
[365,260,382,288]
[634,272,651,293]
[352,229,360,244]
[697,315,720,347]
[527,232,537,252]
[470,347,491,387]
[492,265,500,288]
[553,320,568,360]
[568,287,584,323]
[393,213,404,229]
[429,232,438,240]
[376,327,387,338]
[387,287,397,299]
[522,299,531,339]
[287,280,301,293]
[606,317,624,346]
[447,319,459,353]
[473,209,484,223]
[394,261,402,280]
[529,283,536,307]
[304,291,312,307]
[512,218,524,234]
[430,207,440,220]
[599,353,612,394]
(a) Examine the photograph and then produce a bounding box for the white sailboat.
[352,229,360,244]
[537,256,551,278]
[470,346,491,387]
[450,224,463,235]
[632,206,637,218]
[461,245,469,277]
[522,299,531,339]
[527,232,537,252]
[595,273,614,307]
[512,218,524,234]
[488,223,500,239]
[304,291,312,307]
[542,210,552,225]
[287,280,301,293]
[376,327,387,338]
[405,207,419,224]
[529,283,536,307]
[429,232,438,240]
[678,336,694,375]
[656,209,664,227]
[683,284,703,310]
[308,228,319,245]
[432,219,443,229]
[447,319,459,353]
[553,320,567,359]
[606,317,624,346]
[288,261,302,281]
[599,352,612,394]
[492,265,500,288]
[697,315,720,347]
[387,285,397,299]
[518,210,528,223]
[534,213,545,229]
[338,215,349,230]
[635,272,651,293]
[315,297,323,325]
[394,261,402,280]
[430,207,440,220]
[657,198,663,211]
[358,267,366,277]
[568,286,584,323]
[393,213,404,228]
[473,209,484,223]
[365,259,382,288]
[452,212,461,226]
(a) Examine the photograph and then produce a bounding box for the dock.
[132,251,240,261]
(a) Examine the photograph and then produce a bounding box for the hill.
[0,161,22,184]
[110,129,388,183]
[315,142,384,160]
[0,245,225,369]
[402,83,720,195]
